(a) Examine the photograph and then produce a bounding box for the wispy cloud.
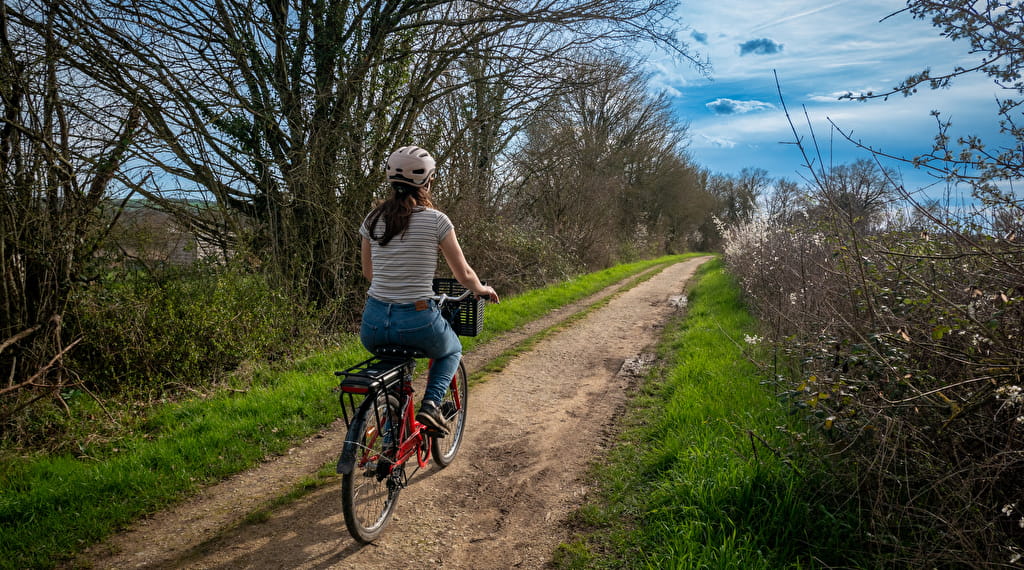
[691,30,709,44]
[739,38,784,56]
[749,0,852,33]
[696,133,738,149]
[806,90,869,103]
[706,98,776,115]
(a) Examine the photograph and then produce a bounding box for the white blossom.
[997,386,1024,404]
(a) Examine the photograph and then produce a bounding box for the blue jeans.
[360,296,462,405]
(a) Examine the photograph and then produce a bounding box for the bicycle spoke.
[342,394,402,542]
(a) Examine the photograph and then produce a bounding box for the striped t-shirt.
[360,207,454,303]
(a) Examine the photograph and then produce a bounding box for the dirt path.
[80,257,709,569]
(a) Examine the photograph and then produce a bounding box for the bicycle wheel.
[432,360,468,467]
[341,392,402,543]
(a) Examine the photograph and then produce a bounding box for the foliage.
[439,214,583,296]
[738,3,1024,564]
[1,263,319,448]
[68,264,316,394]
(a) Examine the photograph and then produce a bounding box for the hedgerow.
[720,187,1024,566]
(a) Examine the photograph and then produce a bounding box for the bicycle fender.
[337,439,357,474]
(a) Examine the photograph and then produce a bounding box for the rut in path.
[78,257,710,570]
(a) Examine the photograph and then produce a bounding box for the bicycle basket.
[432,278,485,337]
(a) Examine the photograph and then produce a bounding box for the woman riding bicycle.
[359,145,499,434]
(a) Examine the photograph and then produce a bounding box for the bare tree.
[1,1,137,415]
[421,34,592,213]
[813,159,896,233]
[644,154,710,252]
[510,56,701,267]
[763,178,804,224]
[708,168,768,225]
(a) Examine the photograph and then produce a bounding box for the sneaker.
[416,401,450,435]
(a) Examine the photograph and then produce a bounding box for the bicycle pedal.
[424,428,447,438]
[440,401,456,419]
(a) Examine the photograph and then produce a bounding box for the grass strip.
[0,254,691,568]
[554,258,866,569]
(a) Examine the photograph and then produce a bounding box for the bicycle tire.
[431,360,468,467]
[341,392,402,543]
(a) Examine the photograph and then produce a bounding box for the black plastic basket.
[432,278,485,337]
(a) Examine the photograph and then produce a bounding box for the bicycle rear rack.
[335,356,411,425]
[336,355,420,476]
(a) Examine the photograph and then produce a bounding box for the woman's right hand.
[476,286,500,303]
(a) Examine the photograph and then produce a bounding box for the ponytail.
[365,183,435,246]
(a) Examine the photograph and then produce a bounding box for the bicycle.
[334,278,486,543]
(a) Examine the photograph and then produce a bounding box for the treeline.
[1,1,761,438]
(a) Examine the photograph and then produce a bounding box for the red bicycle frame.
[391,367,432,470]
[337,354,465,478]
[352,358,460,475]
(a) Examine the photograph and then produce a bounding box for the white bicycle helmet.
[386,146,436,187]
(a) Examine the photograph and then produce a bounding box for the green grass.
[0,254,692,568]
[554,258,867,569]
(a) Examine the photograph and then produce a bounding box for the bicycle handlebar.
[432,288,472,307]
[431,288,496,306]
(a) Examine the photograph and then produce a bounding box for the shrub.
[67,264,316,396]
[447,215,583,295]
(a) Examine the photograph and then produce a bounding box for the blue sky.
[653,1,1011,192]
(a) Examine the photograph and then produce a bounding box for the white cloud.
[706,98,775,115]
[646,60,688,96]
[806,92,853,103]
